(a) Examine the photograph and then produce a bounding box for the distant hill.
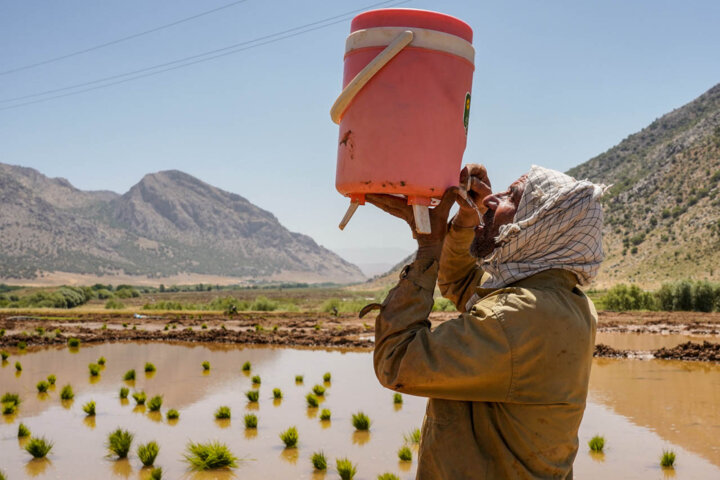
[0,164,365,285]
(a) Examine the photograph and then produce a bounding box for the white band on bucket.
[345,26,475,64]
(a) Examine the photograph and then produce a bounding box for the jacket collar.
[475,269,579,297]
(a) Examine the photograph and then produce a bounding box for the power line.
[0,0,409,111]
[0,0,252,76]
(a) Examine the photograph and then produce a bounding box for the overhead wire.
[0,0,252,76]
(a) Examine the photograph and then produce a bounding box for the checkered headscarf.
[479,165,606,288]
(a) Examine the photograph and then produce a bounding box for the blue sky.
[1,0,719,272]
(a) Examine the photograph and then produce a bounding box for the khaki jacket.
[373,225,597,479]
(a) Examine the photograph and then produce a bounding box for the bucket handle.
[330,30,414,124]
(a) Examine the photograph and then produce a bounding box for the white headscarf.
[479,165,606,289]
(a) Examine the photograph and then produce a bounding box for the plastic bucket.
[332,8,475,212]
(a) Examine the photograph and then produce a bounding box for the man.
[366,164,605,479]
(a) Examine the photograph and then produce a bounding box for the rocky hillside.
[568,82,720,288]
[0,164,364,285]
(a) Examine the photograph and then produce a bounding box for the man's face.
[470,175,528,259]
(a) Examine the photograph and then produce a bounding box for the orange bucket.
[331,8,475,233]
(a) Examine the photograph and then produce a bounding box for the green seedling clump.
[661,450,676,468]
[145,362,156,373]
[280,426,299,448]
[273,388,282,399]
[312,384,326,396]
[138,440,160,466]
[123,369,136,381]
[588,435,605,452]
[244,413,258,429]
[24,436,53,458]
[36,380,50,393]
[398,445,412,462]
[393,393,403,404]
[47,374,56,385]
[1,392,20,406]
[18,422,31,437]
[336,457,358,480]
[251,375,261,385]
[320,408,331,421]
[184,441,238,471]
[295,374,304,383]
[150,467,162,479]
[165,409,179,420]
[83,400,96,416]
[0,469,5,480]
[201,323,208,329]
[97,356,106,365]
[2,402,16,415]
[60,384,74,400]
[17,341,27,350]
[67,338,80,348]
[132,391,147,405]
[323,372,332,382]
[88,363,101,376]
[245,390,259,402]
[378,474,400,480]
[147,395,163,411]
[1,351,8,361]
[107,428,134,458]
[404,428,421,444]
[306,393,319,408]
[15,361,22,372]
[311,451,327,470]
[242,361,251,371]
[119,387,129,399]
[202,361,210,371]
[215,406,231,419]
[352,412,371,431]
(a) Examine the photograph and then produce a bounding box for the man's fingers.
[468,176,492,198]
[366,194,413,221]
[436,187,458,219]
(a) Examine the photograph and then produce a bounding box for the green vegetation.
[320,408,331,421]
[167,409,180,420]
[251,375,261,385]
[150,467,163,479]
[18,422,31,437]
[661,450,676,468]
[105,299,125,309]
[393,393,403,404]
[107,428,134,458]
[352,412,371,431]
[245,390,259,402]
[88,363,100,376]
[244,413,258,429]
[201,323,208,329]
[280,426,299,448]
[601,284,656,311]
[336,458,358,480]
[273,388,283,399]
[132,391,147,405]
[60,384,74,400]
[321,297,368,314]
[123,369,136,381]
[2,402,16,415]
[378,474,400,480]
[36,380,49,393]
[47,374,56,385]
[138,441,160,466]
[600,280,720,312]
[145,362,156,373]
[323,372,331,382]
[147,395,163,411]
[67,337,81,348]
[202,361,210,371]
[404,428,421,444]
[432,297,457,312]
[311,451,327,470]
[1,351,8,361]
[119,387,129,399]
[2,392,20,407]
[215,406,231,419]
[97,356,106,365]
[184,441,238,470]
[398,445,412,461]
[295,374,304,383]
[83,400,96,416]
[0,286,93,309]
[242,361,251,371]
[588,435,605,452]
[15,361,22,371]
[24,436,54,458]
[306,393,319,408]
[312,384,326,396]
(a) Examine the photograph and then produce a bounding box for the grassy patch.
[202,361,210,371]
[145,362,156,373]
[36,380,49,393]
[132,391,146,405]
[661,450,676,467]
[320,408,331,421]
[60,384,74,400]
[311,451,327,470]
[272,388,282,399]
[138,440,160,466]
[18,422,30,437]
[184,441,238,470]
[119,387,129,399]
[107,428,134,458]
[398,445,412,461]
[67,337,80,348]
[123,369,136,381]
[280,426,299,448]
[588,435,605,452]
[47,374,56,385]
[82,400,96,416]
[244,413,258,429]
[215,406,231,419]
[166,409,179,420]
[88,363,100,376]
[245,390,259,402]
[24,436,53,458]
[242,361,251,371]
[393,393,402,404]
[312,384,326,396]
[352,411,371,431]
[147,395,163,411]
[305,393,319,408]
[336,457,357,480]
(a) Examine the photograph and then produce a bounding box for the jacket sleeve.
[438,223,485,312]
[374,257,512,402]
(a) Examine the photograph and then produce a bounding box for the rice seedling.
[272,325,278,332]
[273,388,283,399]
[132,325,137,330]
[244,413,258,429]
[0,469,5,480]
[119,386,129,399]
[137,440,160,466]
[17,341,27,350]
[398,445,412,461]
[588,435,605,452]
[245,390,259,402]
[1,392,20,406]
[184,441,238,470]
[166,409,179,420]
[215,406,231,419]
[107,428,134,458]
[123,369,136,381]
[24,436,53,458]
[242,361,251,371]
[47,374,56,385]
[83,400,96,416]
[101,323,108,330]
[164,324,169,331]
[661,450,676,468]
[18,422,31,437]
[147,395,163,411]
[201,323,208,329]
[404,428,421,444]
[320,408,331,421]
[2,402,16,414]
[98,356,106,365]
[311,451,327,470]
[306,393,319,408]
[88,363,101,376]
[36,380,49,393]
[312,384,326,396]
[122,322,128,328]
[252,375,261,385]
[336,457,357,480]
[133,391,147,405]
[323,372,332,382]
[0,328,3,336]
[1,350,8,361]
[15,361,22,372]
[145,362,156,373]
[295,374,304,383]
[150,466,162,479]
[280,426,299,448]
[202,361,210,371]
[36,326,45,335]
[67,337,80,348]
[393,393,403,404]
[377,474,400,480]
[352,412,371,431]
[60,384,74,400]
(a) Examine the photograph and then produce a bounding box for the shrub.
[145,362,156,373]
[661,450,676,467]
[245,390,259,402]
[150,467,162,480]
[242,361,251,371]
[393,393,403,404]
[147,395,163,411]
[137,441,160,466]
[60,384,74,400]
[251,296,278,311]
[252,375,261,385]
[404,428,421,444]
[336,458,358,480]
[24,436,53,458]
[166,409,179,420]
[215,406,231,419]
[352,412,371,431]
[602,284,656,311]
[123,369,136,381]
[244,413,258,429]
[119,387,129,399]
[202,361,210,371]
[588,435,605,452]
[36,380,49,393]
[132,391,146,405]
[312,384,326,396]
[323,372,332,382]
[273,388,282,399]
[47,374,56,385]
[280,426,299,448]
[83,400,96,416]
[67,338,80,348]
[320,408,331,421]
[311,451,327,470]
[89,363,100,376]
[105,299,125,310]
[306,393,319,408]
[18,422,31,437]
[107,428,134,458]
[398,445,412,461]
[184,441,238,470]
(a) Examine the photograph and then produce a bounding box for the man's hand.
[366,188,458,260]
[455,164,492,228]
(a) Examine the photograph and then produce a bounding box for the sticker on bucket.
[463,92,471,134]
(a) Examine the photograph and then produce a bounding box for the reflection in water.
[280,447,299,464]
[662,466,677,478]
[244,428,258,440]
[25,458,51,477]
[147,411,162,423]
[36,392,49,402]
[83,415,96,429]
[89,374,100,384]
[215,418,231,429]
[306,407,318,419]
[111,458,132,478]
[589,450,605,463]
[60,399,73,410]
[320,419,331,429]
[352,431,371,446]
[398,459,413,472]
[132,405,146,414]
[273,398,282,407]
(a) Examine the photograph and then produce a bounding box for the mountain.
[568,82,720,288]
[0,164,365,285]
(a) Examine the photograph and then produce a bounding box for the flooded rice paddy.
[1,340,719,479]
